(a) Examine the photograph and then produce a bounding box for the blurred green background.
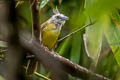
[1,0,120,80]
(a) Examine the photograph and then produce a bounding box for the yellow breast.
[42,23,60,50]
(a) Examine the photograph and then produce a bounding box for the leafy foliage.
[40,0,50,9]
[0,0,120,80]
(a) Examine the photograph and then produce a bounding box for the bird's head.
[49,7,68,27]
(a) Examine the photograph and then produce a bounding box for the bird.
[26,7,68,75]
[40,7,68,50]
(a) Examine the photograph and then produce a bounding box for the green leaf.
[0,41,7,48]
[84,14,110,64]
[0,76,4,80]
[85,0,120,18]
[40,0,50,9]
[57,37,71,56]
[70,32,82,64]
[85,0,120,66]
[85,24,102,64]
[105,22,120,65]
[104,10,120,65]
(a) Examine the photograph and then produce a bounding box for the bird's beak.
[62,16,69,21]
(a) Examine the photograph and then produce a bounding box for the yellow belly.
[41,24,60,49]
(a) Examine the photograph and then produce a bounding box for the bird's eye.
[56,16,60,19]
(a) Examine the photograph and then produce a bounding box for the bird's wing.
[40,20,49,31]
[39,20,49,42]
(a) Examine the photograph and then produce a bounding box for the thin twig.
[34,72,51,80]
[23,66,51,80]
[58,22,95,42]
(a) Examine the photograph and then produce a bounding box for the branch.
[29,0,40,40]
[20,35,110,80]
[26,0,41,75]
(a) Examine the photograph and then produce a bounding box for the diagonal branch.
[20,35,110,80]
